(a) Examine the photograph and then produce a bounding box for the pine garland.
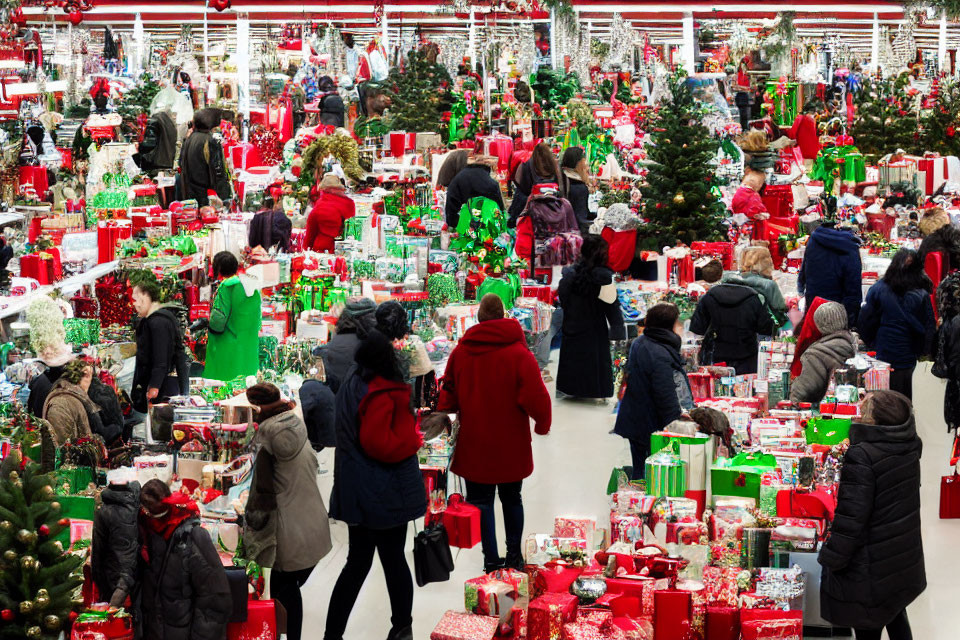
[299,133,365,183]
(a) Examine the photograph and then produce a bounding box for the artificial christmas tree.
[384,47,454,134]
[640,71,727,247]
[850,75,922,161]
[923,77,960,157]
[0,462,85,640]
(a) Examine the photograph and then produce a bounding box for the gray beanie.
[813,302,848,335]
[336,297,377,334]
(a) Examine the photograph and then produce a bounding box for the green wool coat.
[203,275,262,382]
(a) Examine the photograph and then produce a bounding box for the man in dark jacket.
[316,297,377,393]
[248,205,292,252]
[798,224,863,327]
[689,282,775,375]
[134,109,178,172]
[819,390,924,640]
[318,76,346,128]
[178,108,232,207]
[131,278,189,412]
[443,159,506,228]
[92,476,140,611]
[614,303,694,480]
[87,372,124,444]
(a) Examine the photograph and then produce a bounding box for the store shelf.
[0,260,119,320]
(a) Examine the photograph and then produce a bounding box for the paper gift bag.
[227,599,279,640]
[941,473,960,519]
[711,452,777,500]
[645,446,687,498]
[442,494,481,548]
[706,606,740,640]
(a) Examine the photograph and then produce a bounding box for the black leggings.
[855,609,913,640]
[270,566,314,640]
[889,366,914,401]
[324,524,413,640]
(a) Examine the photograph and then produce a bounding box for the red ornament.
[57,518,69,527]
[1,610,14,622]
[210,0,231,11]
[68,612,78,623]
[68,10,83,25]
[38,524,49,536]
[949,126,956,138]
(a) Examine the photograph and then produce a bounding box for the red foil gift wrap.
[739,610,803,640]
[604,576,661,616]
[95,276,134,328]
[702,567,740,607]
[677,579,707,640]
[442,494,481,548]
[226,599,279,640]
[464,575,516,622]
[653,589,692,640]
[97,220,133,264]
[705,606,741,640]
[20,249,62,284]
[528,592,578,640]
[560,620,626,639]
[430,611,500,640]
[554,516,597,542]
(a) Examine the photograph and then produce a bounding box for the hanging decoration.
[604,14,637,70]
[553,11,590,84]
[209,0,231,12]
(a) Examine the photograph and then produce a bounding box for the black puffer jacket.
[92,482,140,605]
[27,366,64,418]
[444,164,506,228]
[133,307,189,409]
[819,416,925,628]
[141,518,232,640]
[88,377,123,444]
[299,378,337,450]
[689,283,775,375]
[320,332,362,395]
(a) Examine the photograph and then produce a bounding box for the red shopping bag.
[940,473,960,519]
[441,493,481,548]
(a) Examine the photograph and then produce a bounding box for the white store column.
[382,9,389,68]
[237,15,250,136]
[468,8,476,66]
[870,13,879,74]
[940,11,949,73]
[681,12,695,74]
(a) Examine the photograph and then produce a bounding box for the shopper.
[375,300,433,381]
[689,279,775,375]
[858,248,935,399]
[248,196,292,252]
[84,360,124,445]
[789,302,857,404]
[786,103,820,169]
[444,156,505,228]
[92,471,139,611]
[243,383,332,640]
[917,207,960,276]
[614,303,694,480]
[317,76,346,128]
[26,343,74,419]
[299,359,337,451]
[435,149,469,188]
[721,245,788,327]
[934,271,960,431]
[819,390,925,640]
[560,146,594,234]
[139,479,232,640]
[438,294,552,572]
[203,251,262,382]
[798,222,863,327]
[556,235,626,400]
[177,107,232,207]
[305,173,356,253]
[42,359,101,446]
[317,297,377,393]
[326,331,425,640]
[731,130,774,220]
[508,142,562,226]
[131,275,189,411]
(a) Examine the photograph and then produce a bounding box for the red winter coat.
[788,114,821,160]
[358,376,422,464]
[437,318,552,484]
[305,189,356,253]
[731,185,768,218]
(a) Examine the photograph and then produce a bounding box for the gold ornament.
[52,541,63,553]
[3,549,16,563]
[0,520,12,533]
[19,600,33,614]
[50,502,61,512]
[26,625,41,639]
[35,589,49,608]
[20,556,37,571]
[673,192,685,204]
[44,615,61,631]
[16,529,35,545]
[39,485,54,500]
[8,471,18,482]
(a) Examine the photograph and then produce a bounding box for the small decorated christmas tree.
[923,77,960,157]
[850,75,922,161]
[640,71,726,247]
[0,462,85,640]
[384,47,454,134]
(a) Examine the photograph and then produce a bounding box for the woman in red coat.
[437,294,552,573]
[304,173,356,253]
[787,104,821,168]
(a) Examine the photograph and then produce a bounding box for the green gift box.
[53,494,96,546]
[650,432,711,455]
[645,448,687,498]
[711,452,778,500]
[804,417,851,445]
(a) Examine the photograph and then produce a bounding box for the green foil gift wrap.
[644,446,687,498]
[711,451,778,501]
[63,318,101,347]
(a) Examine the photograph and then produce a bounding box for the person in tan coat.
[42,359,101,446]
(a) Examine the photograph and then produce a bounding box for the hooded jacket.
[614,329,693,442]
[320,332,363,394]
[178,130,232,207]
[561,169,593,233]
[514,193,580,266]
[556,265,626,398]
[135,110,178,172]
[444,164,506,228]
[244,411,332,572]
[133,307,189,405]
[87,377,123,444]
[92,482,140,605]
[722,271,788,327]
[819,415,925,628]
[299,378,337,450]
[798,226,863,326]
[438,318,552,484]
[330,372,426,528]
[508,159,556,226]
[789,331,857,404]
[858,279,935,369]
[248,208,292,252]
[204,275,262,382]
[689,283,776,375]
[305,189,356,253]
[42,378,98,446]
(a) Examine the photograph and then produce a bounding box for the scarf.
[141,492,200,541]
[644,327,683,352]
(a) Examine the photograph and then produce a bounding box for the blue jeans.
[465,480,524,567]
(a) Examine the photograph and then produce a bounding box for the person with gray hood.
[721,245,788,328]
[315,297,377,393]
[790,302,857,404]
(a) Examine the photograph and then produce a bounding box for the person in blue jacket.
[798,223,863,327]
[858,248,935,400]
[613,303,694,480]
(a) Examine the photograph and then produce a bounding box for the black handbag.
[224,566,249,623]
[413,522,454,587]
[933,324,951,379]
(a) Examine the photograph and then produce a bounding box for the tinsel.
[25,296,68,357]
[554,16,590,85]
[258,336,280,371]
[604,14,637,70]
[427,272,462,307]
[251,125,282,167]
[300,133,364,183]
[63,318,101,347]
[891,12,917,71]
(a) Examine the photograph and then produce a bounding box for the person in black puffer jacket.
[316,297,377,394]
[131,276,189,411]
[443,158,505,228]
[689,281,776,375]
[819,390,925,640]
[317,76,345,128]
[560,146,594,235]
[299,368,337,451]
[798,223,863,327]
[87,372,124,445]
[92,476,140,615]
[139,479,232,640]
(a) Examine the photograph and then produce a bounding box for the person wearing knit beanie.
[314,296,378,394]
[813,302,849,335]
[246,382,294,422]
[790,301,857,404]
[477,293,505,322]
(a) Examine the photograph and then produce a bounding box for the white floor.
[297,359,959,640]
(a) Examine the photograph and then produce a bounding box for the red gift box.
[740,610,802,640]
[528,592,578,640]
[690,241,735,270]
[605,576,660,615]
[776,487,836,521]
[71,616,134,640]
[706,606,740,640]
[526,562,584,599]
[227,598,279,640]
[19,164,49,195]
[666,254,695,287]
[230,142,262,171]
[20,248,62,284]
[431,610,500,640]
[654,589,692,640]
[759,184,794,219]
[442,493,481,548]
[97,220,133,264]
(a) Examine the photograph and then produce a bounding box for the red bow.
[89,77,110,99]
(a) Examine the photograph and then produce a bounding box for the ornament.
[20,556,37,571]
[26,626,41,639]
[57,518,69,527]
[1,609,14,621]
[949,126,956,138]
[673,192,685,204]
[8,470,18,482]
[570,575,608,604]
[35,589,49,608]
[69,612,78,623]
[38,524,49,537]
[43,615,61,631]
[16,529,36,545]
[68,10,83,26]
[19,600,33,614]
[2,550,14,563]
[50,502,60,513]
[210,0,231,11]
[0,520,11,533]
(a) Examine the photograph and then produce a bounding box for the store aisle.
[299,362,960,640]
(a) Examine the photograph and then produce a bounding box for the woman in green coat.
[203,252,262,381]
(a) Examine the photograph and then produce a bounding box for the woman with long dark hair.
[560,146,594,235]
[555,235,625,399]
[858,248,935,399]
[508,142,562,226]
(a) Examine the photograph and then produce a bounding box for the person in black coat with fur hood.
[819,390,925,640]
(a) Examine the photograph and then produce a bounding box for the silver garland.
[554,14,590,84]
[604,13,637,70]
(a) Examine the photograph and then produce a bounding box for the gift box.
[525,562,584,599]
[702,566,739,607]
[71,611,135,640]
[740,610,803,640]
[443,494,481,548]
[705,606,740,640]
[20,249,62,284]
[711,452,777,501]
[650,432,711,493]
[97,219,133,264]
[554,516,597,542]
[528,592,578,640]
[610,512,645,545]
[915,154,959,196]
[653,589,692,640]
[492,568,530,599]
[465,575,517,623]
[226,598,279,640]
[431,611,500,640]
[604,577,659,616]
[645,449,687,498]
[230,142,262,171]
